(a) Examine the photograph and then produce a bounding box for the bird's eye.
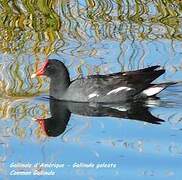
[46,64,52,70]
[46,64,55,73]
[46,64,50,69]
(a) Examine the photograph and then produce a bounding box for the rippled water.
[0,0,182,180]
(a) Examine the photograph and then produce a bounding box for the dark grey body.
[41,59,175,103]
[61,77,135,102]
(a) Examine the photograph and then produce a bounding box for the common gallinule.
[31,59,175,103]
[36,98,164,137]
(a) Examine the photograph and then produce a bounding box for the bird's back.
[63,66,165,103]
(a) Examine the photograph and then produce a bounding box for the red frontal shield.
[35,59,49,76]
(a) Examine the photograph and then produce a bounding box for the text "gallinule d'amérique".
[31,59,175,103]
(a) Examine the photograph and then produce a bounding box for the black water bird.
[31,59,175,103]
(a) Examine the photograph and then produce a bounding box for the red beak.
[31,59,49,78]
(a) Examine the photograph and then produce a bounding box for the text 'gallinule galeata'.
[31,59,175,103]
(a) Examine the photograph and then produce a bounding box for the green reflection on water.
[0,1,181,178]
[0,0,181,55]
[0,0,181,136]
[0,0,61,55]
[0,60,48,96]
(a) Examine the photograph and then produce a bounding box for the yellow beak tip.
[31,73,37,79]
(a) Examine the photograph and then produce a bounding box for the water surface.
[0,0,182,179]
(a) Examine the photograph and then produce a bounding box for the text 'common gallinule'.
[31,59,175,103]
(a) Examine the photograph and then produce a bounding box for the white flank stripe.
[88,93,99,99]
[107,87,132,95]
[111,107,128,112]
[142,87,164,96]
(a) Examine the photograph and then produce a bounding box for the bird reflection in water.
[35,98,164,137]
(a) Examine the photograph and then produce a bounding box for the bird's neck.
[49,74,70,99]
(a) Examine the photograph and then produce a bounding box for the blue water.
[0,1,182,180]
[0,60,182,180]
